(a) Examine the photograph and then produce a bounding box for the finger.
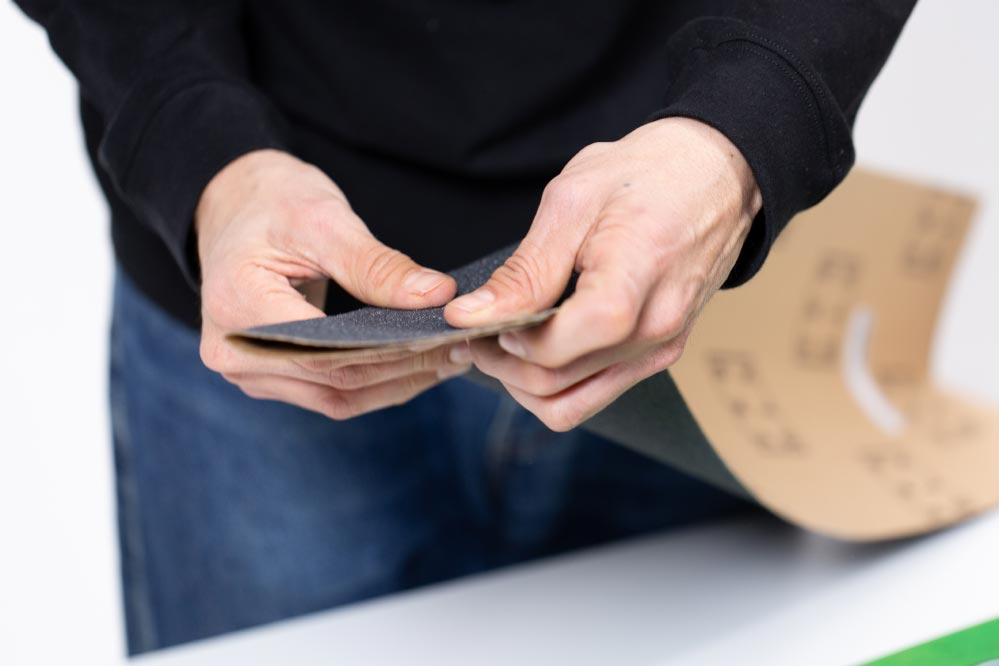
[208,328,446,378]
[501,341,686,432]
[468,336,649,398]
[201,262,332,373]
[226,344,473,389]
[202,260,452,379]
[204,262,328,331]
[314,343,473,387]
[494,220,664,368]
[444,173,604,327]
[233,368,466,420]
[318,218,456,309]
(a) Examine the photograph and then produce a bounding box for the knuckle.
[657,288,700,339]
[490,250,546,304]
[662,342,686,367]
[528,396,589,432]
[648,344,684,374]
[556,402,586,431]
[544,175,589,210]
[538,403,579,433]
[199,338,225,371]
[323,408,349,421]
[321,394,355,421]
[657,308,688,340]
[643,337,688,374]
[357,244,411,295]
[595,295,638,343]
[662,334,690,366]
[327,364,370,390]
[572,141,610,162]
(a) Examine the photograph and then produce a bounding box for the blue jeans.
[110,269,753,655]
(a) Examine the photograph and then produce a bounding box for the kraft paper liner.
[671,170,999,539]
[233,169,999,541]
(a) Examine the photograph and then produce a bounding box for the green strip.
[863,618,999,665]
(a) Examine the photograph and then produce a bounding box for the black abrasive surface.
[234,244,749,499]
[235,244,561,350]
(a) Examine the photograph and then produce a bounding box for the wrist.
[647,117,762,227]
[705,121,762,222]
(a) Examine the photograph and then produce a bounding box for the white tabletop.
[137,509,999,666]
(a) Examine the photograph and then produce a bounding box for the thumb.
[323,225,456,309]
[444,170,602,327]
[444,238,576,327]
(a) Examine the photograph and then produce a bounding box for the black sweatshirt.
[17,1,915,329]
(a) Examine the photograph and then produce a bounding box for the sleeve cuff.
[97,73,287,288]
[648,17,855,287]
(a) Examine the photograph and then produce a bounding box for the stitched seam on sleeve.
[720,41,830,174]
[678,22,851,182]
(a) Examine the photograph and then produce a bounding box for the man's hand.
[443,118,762,431]
[197,149,472,419]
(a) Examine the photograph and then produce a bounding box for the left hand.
[443,117,762,431]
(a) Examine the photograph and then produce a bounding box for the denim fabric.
[110,269,754,655]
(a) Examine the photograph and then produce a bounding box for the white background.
[1,1,996,664]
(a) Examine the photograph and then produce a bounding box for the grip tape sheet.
[234,170,999,541]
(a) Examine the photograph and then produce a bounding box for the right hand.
[195,149,472,419]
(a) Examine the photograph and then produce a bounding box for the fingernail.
[438,363,472,379]
[403,269,448,296]
[448,343,472,364]
[498,332,526,358]
[449,289,495,313]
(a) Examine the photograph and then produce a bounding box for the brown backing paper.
[670,169,999,540]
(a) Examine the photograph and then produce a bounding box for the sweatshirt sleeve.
[14,0,288,286]
[649,1,917,288]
